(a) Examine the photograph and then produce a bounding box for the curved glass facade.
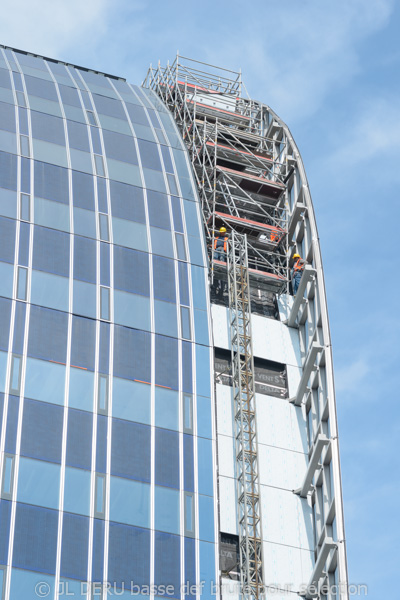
[0,47,217,599]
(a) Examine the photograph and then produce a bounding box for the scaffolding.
[144,55,290,600]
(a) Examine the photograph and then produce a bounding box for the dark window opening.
[219,532,239,580]
[214,348,287,398]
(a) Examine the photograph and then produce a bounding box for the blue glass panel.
[113,326,151,383]
[153,255,176,303]
[103,130,137,164]
[74,235,96,283]
[155,486,179,535]
[125,103,149,126]
[25,357,65,405]
[182,341,192,395]
[0,297,11,351]
[96,414,107,474]
[154,300,177,338]
[61,513,89,581]
[72,170,95,210]
[10,568,55,600]
[31,111,65,145]
[0,188,17,219]
[154,387,178,432]
[191,265,207,310]
[199,495,215,543]
[73,280,96,319]
[112,378,150,425]
[154,532,180,599]
[199,541,216,596]
[184,538,196,600]
[197,395,212,439]
[64,467,91,516]
[178,262,189,306]
[0,67,12,89]
[59,84,81,107]
[74,206,96,238]
[0,260,14,298]
[112,217,148,252]
[12,301,25,354]
[155,335,178,391]
[111,419,150,482]
[67,120,90,152]
[113,246,149,296]
[71,315,96,370]
[183,434,194,493]
[5,395,19,454]
[0,351,7,393]
[0,216,16,263]
[66,408,92,470]
[196,344,211,398]
[17,457,60,510]
[110,180,145,223]
[155,428,179,489]
[28,305,68,363]
[21,399,63,463]
[110,477,150,528]
[187,235,204,266]
[100,242,110,286]
[31,270,69,312]
[24,74,58,100]
[170,196,183,232]
[92,94,126,120]
[194,309,209,346]
[147,190,170,230]
[108,523,150,589]
[0,499,11,563]
[0,100,16,132]
[69,367,94,412]
[92,518,104,582]
[0,150,17,190]
[34,160,68,204]
[34,197,70,232]
[197,437,213,497]
[32,225,69,276]
[99,322,110,375]
[13,503,58,574]
[97,177,108,213]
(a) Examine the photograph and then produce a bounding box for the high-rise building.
[0,46,348,600]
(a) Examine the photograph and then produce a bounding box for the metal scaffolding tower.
[144,55,290,600]
[227,230,264,599]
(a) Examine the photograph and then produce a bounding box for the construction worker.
[214,227,228,262]
[291,253,306,295]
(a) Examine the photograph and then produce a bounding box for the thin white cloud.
[335,357,370,395]
[0,0,113,60]
[200,0,395,123]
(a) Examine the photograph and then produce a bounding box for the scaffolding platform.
[216,165,285,201]
[213,259,286,294]
[209,211,285,248]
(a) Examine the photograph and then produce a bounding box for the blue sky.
[1,0,399,597]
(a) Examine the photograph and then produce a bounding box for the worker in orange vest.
[214,227,228,262]
[292,253,306,295]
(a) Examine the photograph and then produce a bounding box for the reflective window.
[31,111,65,145]
[154,387,178,432]
[95,473,106,518]
[99,213,109,241]
[1,454,14,499]
[16,266,27,300]
[180,306,191,340]
[25,356,65,405]
[17,457,60,510]
[100,286,110,321]
[110,180,145,223]
[110,477,150,528]
[155,486,179,534]
[103,130,138,165]
[64,467,91,516]
[112,378,150,425]
[10,355,21,395]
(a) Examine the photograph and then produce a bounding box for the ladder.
[227,230,264,600]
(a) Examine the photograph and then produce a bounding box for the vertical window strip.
[97,374,108,415]
[100,286,110,321]
[16,266,28,301]
[183,394,193,434]
[94,473,106,518]
[19,193,30,221]
[1,454,15,500]
[98,213,109,241]
[19,134,30,157]
[9,355,22,395]
[184,491,195,537]
[180,306,191,340]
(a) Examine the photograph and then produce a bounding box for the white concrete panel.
[289,403,309,454]
[219,476,238,536]
[296,496,315,551]
[256,394,303,453]
[252,315,302,367]
[220,579,240,600]
[258,444,307,490]
[212,305,302,369]
[277,293,293,321]
[211,304,230,349]
[286,364,302,398]
[260,485,314,551]
[216,384,234,438]
[263,541,313,591]
[217,434,236,479]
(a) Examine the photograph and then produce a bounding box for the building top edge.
[0,43,126,82]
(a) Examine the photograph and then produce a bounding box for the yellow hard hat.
[292,253,300,259]
[219,227,227,234]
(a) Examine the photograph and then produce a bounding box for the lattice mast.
[227,231,264,599]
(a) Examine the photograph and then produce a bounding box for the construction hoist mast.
[143,55,289,600]
[227,230,264,599]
